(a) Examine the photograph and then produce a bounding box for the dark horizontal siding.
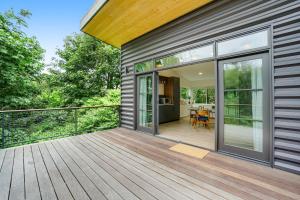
[120,0,300,173]
[273,8,300,174]
[120,73,135,129]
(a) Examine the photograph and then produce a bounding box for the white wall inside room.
[159,61,216,118]
[159,61,215,88]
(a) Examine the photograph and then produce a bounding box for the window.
[217,30,269,56]
[135,60,153,73]
[155,44,214,68]
[192,88,215,104]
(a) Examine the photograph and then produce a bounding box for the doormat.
[169,143,209,159]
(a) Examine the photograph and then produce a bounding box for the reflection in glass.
[138,76,153,128]
[223,59,263,152]
[155,45,214,68]
[218,30,268,56]
[135,60,153,73]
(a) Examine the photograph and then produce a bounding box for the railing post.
[74,109,78,134]
[1,113,5,148]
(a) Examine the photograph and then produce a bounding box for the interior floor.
[158,117,215,150]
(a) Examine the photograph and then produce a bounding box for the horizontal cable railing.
[0,105,120,148]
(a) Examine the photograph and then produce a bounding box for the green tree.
[0,9,44,109]
[54,33,120,106]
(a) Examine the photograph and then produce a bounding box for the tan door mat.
[169,143,209,159]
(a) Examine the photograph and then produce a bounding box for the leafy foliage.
[0,9,122,148]
[0,9,44,109]
[54,34,120,106]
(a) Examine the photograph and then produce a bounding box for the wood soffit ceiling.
[81,0,213,48]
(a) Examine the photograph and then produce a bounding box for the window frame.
[216,29,271,58]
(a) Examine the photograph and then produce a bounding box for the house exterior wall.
[120,0,300,174]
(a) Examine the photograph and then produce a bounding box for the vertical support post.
[74,109,78,134]
[1,113,5,148]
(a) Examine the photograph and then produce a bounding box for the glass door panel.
[218,53,270,162]
[137,74,153,132]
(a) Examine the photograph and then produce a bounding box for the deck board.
[84,134,212,200]
[52,139,123,200]
[91,133,234,200]
[61,137,140,200]
[9,147,25,200]
[41,142,90,200]
[78,134,193,200]
[38,143,72,200]
[31,144,57,200]
[23,146,41,200]
[69,136,156,200]
[0,128,300,200]
[0,149,14,200]
[0,149,6,172]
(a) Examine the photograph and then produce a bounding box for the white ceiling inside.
[159,61,215,88]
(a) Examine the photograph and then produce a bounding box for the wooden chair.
[189,109,197,123]
[192,109,210,128]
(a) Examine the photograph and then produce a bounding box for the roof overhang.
[81,0,213,48]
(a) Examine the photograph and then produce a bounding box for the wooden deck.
[0,128,299,200]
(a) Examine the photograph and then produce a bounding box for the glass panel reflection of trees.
[223,59,263,152]
[135,60,153,73]
[138,76,153,128]
[155,45,214,68]
[180,87,215,104]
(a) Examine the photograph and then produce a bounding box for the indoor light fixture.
[198,72,203,75]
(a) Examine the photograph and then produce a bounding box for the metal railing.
[0,105,120,148]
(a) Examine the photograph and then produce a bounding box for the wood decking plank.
[114,129,300,199]
[9,147,25,200]
[1,128,300,200]
[204,152,300,193]
[67,136,160,200]
[24,145,41,200]
[60,137,140,200]
[85,134,212,200]
[32,144,67,199]
[0,148,15,200]
[47,141,107,200]
[52,139,122,200]
[110,129,300,200]
[105,129,278,200]
[78,134,194,200]
[116,128,300,194]
[0,149,6,172]
[40,142,90,200]
[92,132,238,200]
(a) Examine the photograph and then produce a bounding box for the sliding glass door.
[137,74,154,133]
[218,53,270,162]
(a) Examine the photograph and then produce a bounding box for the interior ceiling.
[159,61,215,88]
[81,0,212,48]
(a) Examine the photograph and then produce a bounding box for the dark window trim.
[154,43,215,69]
[133,26,271,76]
[216,28,271,57]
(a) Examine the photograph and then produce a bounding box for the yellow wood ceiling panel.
[82,0,213,47]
